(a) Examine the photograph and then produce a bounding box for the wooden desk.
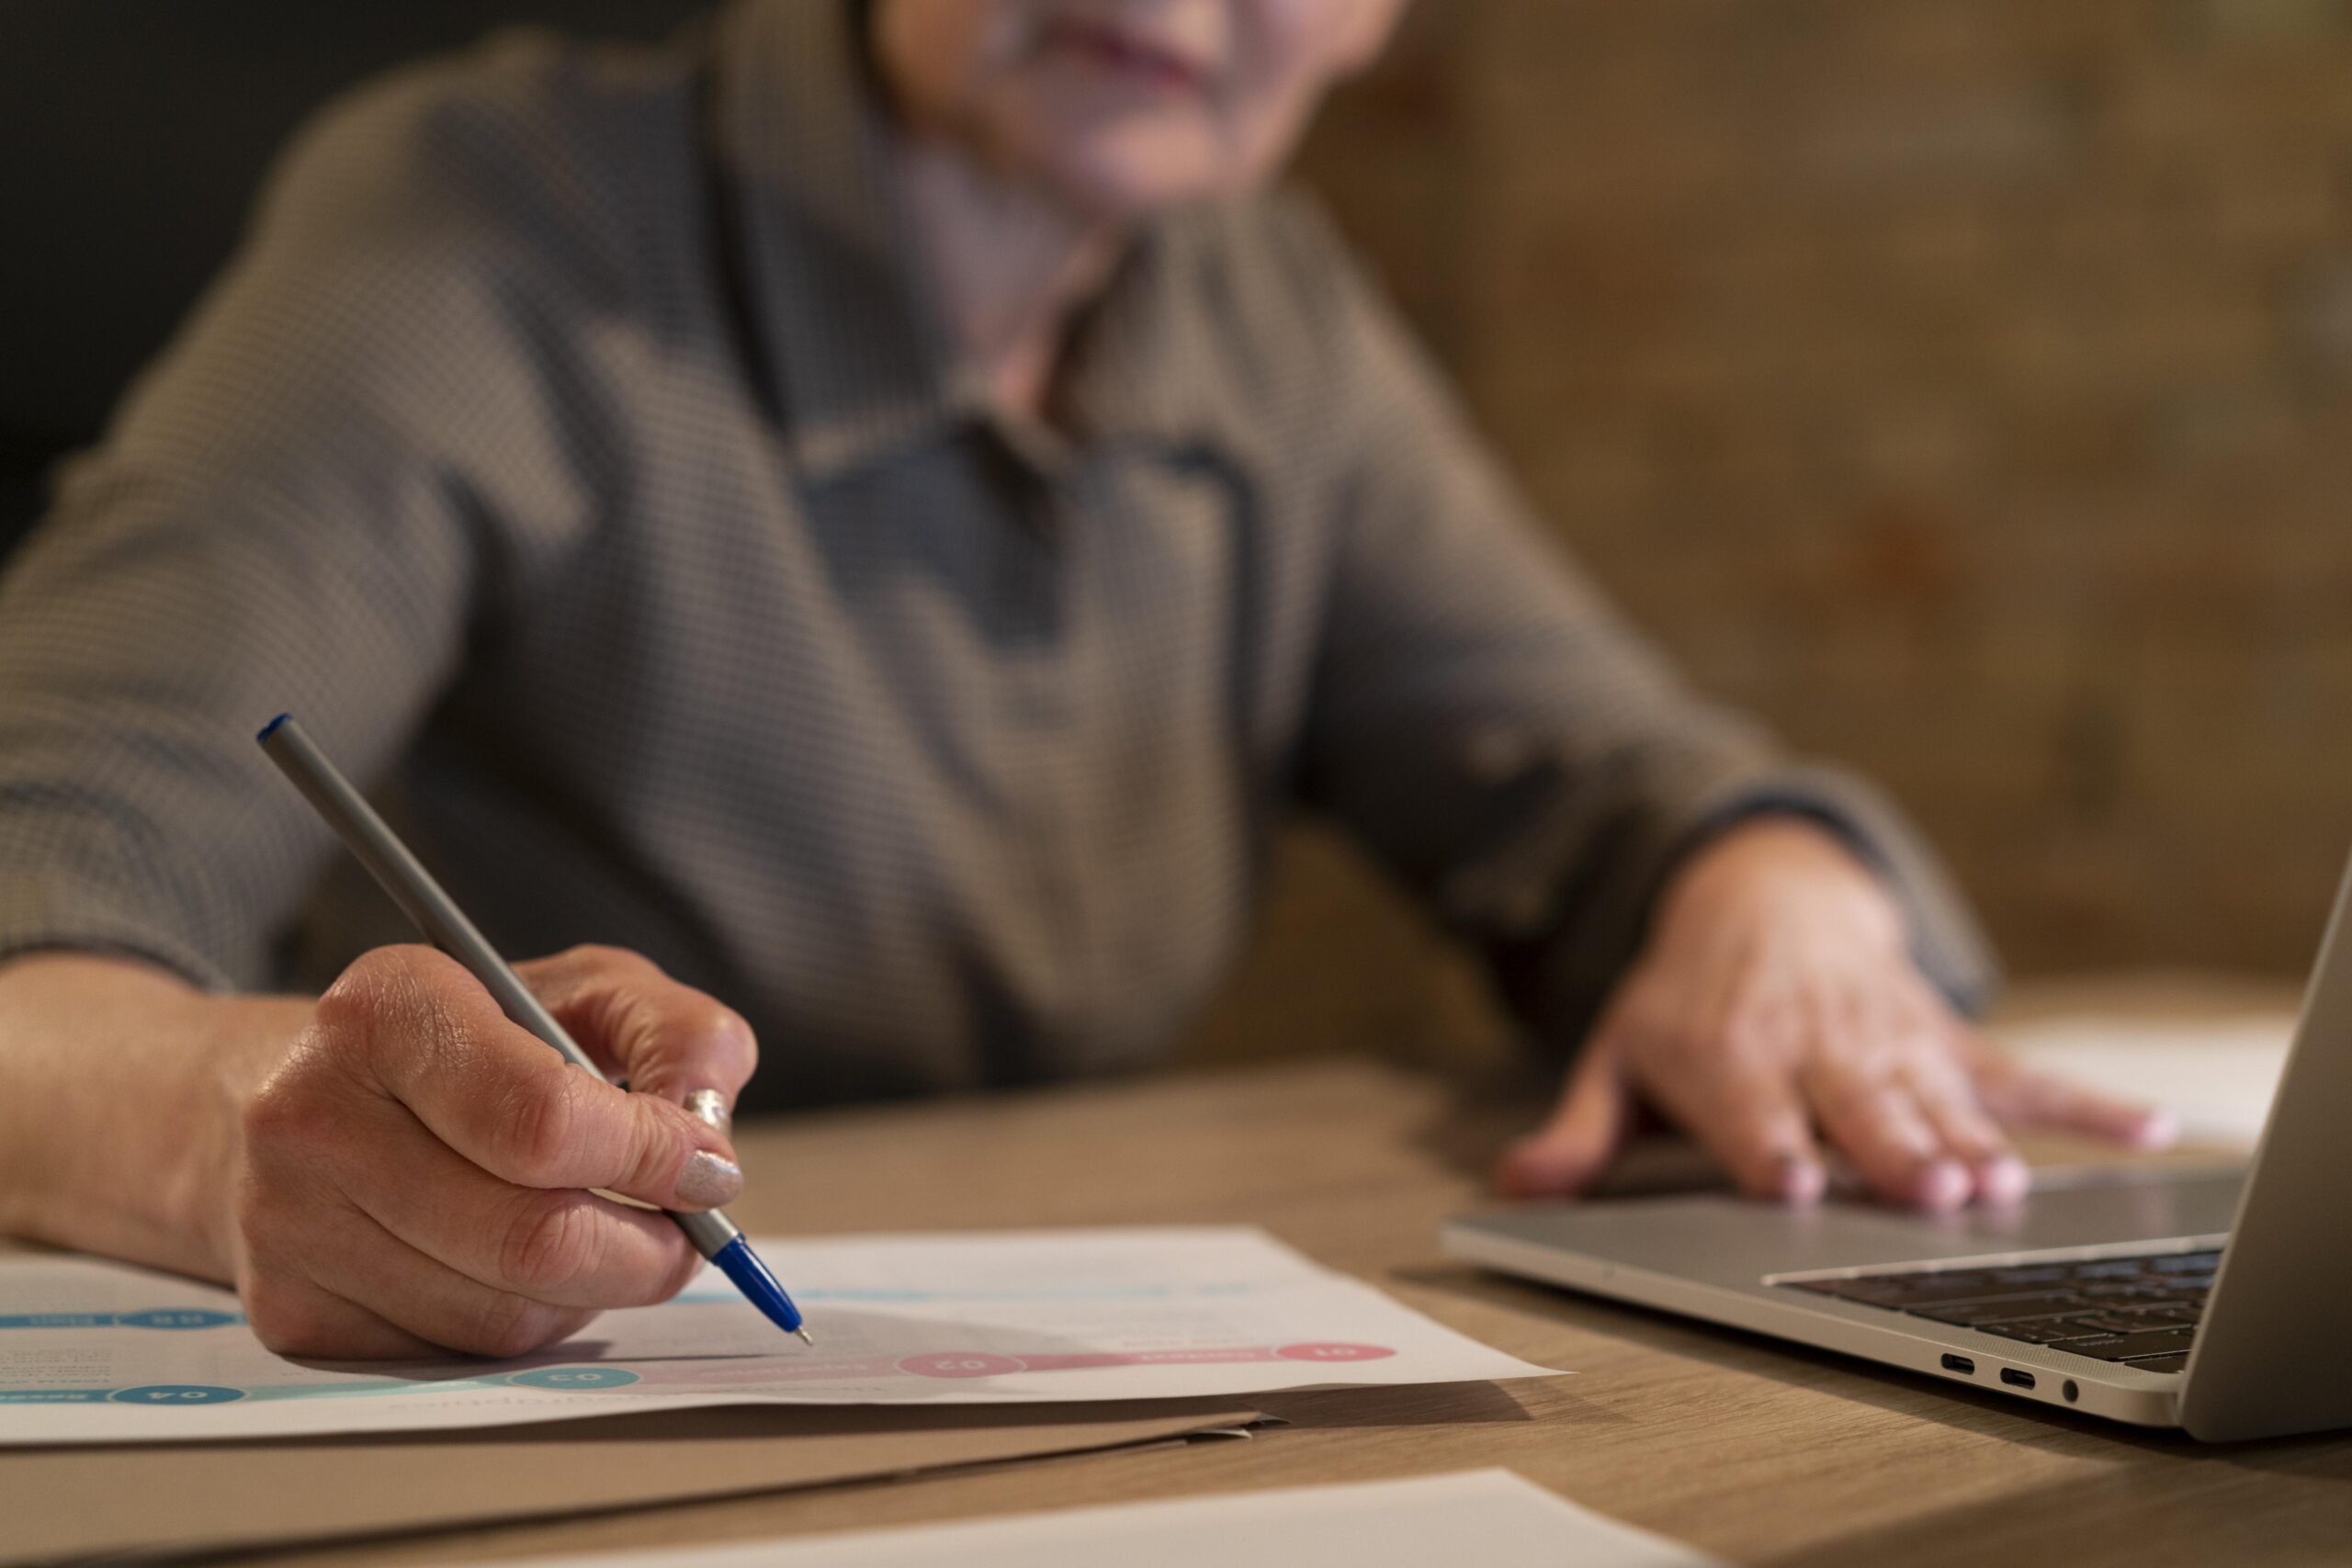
[266,1058,2349,1568]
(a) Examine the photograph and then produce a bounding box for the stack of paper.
[0,1228,1562,1562]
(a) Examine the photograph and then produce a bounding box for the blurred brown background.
[6,2,2349,1065]
[1195,0,2352,1066]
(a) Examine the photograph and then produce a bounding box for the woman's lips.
[1039,17,1215,95]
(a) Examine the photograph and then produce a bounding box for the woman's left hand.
[1496,818,2175,1210]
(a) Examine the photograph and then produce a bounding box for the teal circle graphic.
[506,1367,641,1391]
[109,1384,247,1404]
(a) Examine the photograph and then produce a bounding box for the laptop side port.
[1940,1354,1974,1375]
[2001,1368,2036,1389]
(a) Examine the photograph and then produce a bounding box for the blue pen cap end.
[709,1235,807,1339]
[257,713,293,744]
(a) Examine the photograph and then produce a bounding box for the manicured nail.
[685,1088,731,1134]
[1777,1156,1826,1205]
[1918,1158,1971,1211]
[1978,1156,2031,1206]
[675,1149,743,1208]
[2132,1109,2180,1150]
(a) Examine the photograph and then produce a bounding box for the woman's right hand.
[227,942,757,1359]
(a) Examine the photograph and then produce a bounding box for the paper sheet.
[1993,1015,2292,1148]
[506,1470,1725,1568]
[0,1228,1557,1444]
[0,1402,1264,1566]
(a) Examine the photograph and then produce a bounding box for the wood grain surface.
[210,1048,2352,1568]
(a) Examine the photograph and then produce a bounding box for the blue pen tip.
[709,1236,808,1342]
[257,713,293,744]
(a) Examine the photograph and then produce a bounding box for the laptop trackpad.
[1463,1170,2247,1287]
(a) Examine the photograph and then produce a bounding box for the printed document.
[1994,1014,2291,1147]
[500,1470,1724,1568]
[0,1228,1558,1444]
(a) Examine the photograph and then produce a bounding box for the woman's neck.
[888,130,1125,426]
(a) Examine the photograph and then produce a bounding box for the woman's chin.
[1023,129,1249,222]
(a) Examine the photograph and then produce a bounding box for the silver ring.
[685,1088,731,1133]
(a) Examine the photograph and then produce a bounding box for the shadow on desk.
[1255,1378,1538,1431]
[1756,1434,2352,1568]
[1408,1067,1743,1199]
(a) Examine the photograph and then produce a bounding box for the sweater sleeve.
[0,51,618,989]
[1294,220,1999,1049]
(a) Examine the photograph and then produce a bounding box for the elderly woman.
[0,0,2164,1359]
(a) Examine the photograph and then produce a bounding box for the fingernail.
[1776,1156,1826,1205]
[685,1089,731,1134]
[2132,1109,2180,1151]
[675,1149,743,1208]
[1918,1158,1971,1211]
[1979,1156,2031,1206]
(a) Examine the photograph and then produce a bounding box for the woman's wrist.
[1653,815,1906,956]
[0,953,310,1280]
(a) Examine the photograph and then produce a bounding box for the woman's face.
[874,0,1407,221]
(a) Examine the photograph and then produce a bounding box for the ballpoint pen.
[256,712,812,1347]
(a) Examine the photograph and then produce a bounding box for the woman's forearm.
[0,953,311,1281]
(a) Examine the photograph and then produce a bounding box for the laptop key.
[2069,1311,2180,1336]
[2124,1352,2190,1374]
[2079,1280,2177,1301]
[1909,1294,2091,1326]
[1786,1279,1924,1305]
[2148,1252,2222,1274]
[1976,1316,2104,1345]
[1801,1274,2018,1307]
[1982,1265,2074,1287]
[2051,1327,2199,1362]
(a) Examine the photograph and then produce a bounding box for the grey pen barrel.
[257,716,598,1077]
[257,714,735,1257]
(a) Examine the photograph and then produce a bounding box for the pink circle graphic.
[897,1352,1026,1379]
[1274,1342,1396,1362]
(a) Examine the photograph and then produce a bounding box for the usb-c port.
[2001,1368,2036,1390]
[1940,1354,1974,1375]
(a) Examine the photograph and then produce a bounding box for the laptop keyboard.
[1781,1248,2220,1374]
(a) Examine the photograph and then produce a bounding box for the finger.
[322,947,743,1212]
[1976,1056,2179,1148]
[301,1200,601,1359]
[241,1269,443,1361]
[337,1096,704,1309]
[1803,1051,1971,1211]
[1644,1039,1828,1204]
[1799,981,1973,1210]
[1496,1043,1633,1199]
[1631,961,1830,1202]
[517,946,759,1111]
[1905,1054,2030,1205]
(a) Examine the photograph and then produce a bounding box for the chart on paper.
[0,1228,1560,1443]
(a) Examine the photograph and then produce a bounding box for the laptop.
[1442,858,2352,1441]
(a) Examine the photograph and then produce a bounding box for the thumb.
[1496,1043,1632,1199]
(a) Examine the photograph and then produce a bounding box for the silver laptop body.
[1442,857,2352,1441]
